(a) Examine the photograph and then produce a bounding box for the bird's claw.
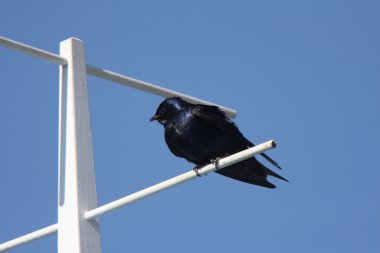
[211,158,221,170]
[193,158,220,177]
[193,166,202,177]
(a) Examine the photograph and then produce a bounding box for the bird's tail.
[215,158,288,188]
[264,166,289,182]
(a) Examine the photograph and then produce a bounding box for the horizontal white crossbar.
[0,36,237,118]
[86,65,237,118]
[0,36,68,65]
[0,224,58,252]
[85,140,276,220]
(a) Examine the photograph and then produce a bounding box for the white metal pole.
[0,36,67,65]
[0,36,236,117]
[0,224,58,252]
[58,38,101,253]
[86,65,237,118]
[85,140,276,220]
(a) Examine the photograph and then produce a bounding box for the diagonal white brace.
[0,224,58,252]
[0,36,68,65]
[0,36,237,118]
[86,65,237,118]
[85,140,276,220]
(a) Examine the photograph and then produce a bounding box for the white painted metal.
[85,140,276,220]
[0,224,58,252]
[0,36,67,65]
[0,36,257,252]
[58,38,101,253]
[86,65,237,118]
[0,140,275,252]
[0,36,237,117]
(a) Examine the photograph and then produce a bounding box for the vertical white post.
[58,38,101,253]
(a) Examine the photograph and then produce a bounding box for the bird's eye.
[160,107,167,114]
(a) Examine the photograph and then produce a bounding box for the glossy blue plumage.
[151,97,287,188]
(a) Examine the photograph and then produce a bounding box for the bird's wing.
[192,104,282,170]
[191,104,243,137]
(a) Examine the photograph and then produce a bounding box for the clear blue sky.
[1,1,379,252]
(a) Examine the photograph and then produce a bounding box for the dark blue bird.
[150,97,287,188]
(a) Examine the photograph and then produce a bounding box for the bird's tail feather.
[216,169,276,188]
[215,159,288,188]
[264,165,289,182]
[260,153,282,170]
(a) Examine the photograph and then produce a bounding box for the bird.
[150,97,288,188]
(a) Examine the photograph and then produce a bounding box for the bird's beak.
[150,115,159,122]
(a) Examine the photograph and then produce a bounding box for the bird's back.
[164,109,225,165]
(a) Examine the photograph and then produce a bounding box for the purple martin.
[150,97,287,188]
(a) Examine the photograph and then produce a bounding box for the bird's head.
[150,97,189,125]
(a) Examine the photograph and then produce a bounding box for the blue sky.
[1,1,379,252]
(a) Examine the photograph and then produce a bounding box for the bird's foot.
[193,166,202,177]
[211,158,221,170]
